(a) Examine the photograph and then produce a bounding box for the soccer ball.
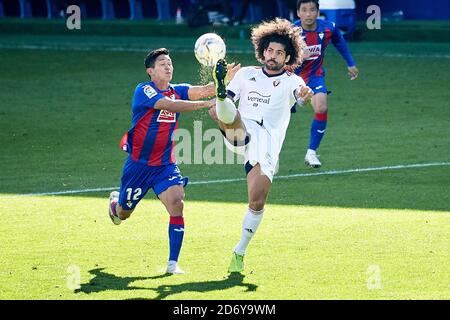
[194,33,226,67]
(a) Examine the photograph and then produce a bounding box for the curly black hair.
[251,18,306,69]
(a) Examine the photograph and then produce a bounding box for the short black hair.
[297,0,319,11]
[144,48,169,68]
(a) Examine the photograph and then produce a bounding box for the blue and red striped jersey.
[293,19,355,84]
[120,82,190,166]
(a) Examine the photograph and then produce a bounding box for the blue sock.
[309,113,328,151]
[168,216,184,262]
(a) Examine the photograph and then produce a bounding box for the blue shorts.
[118,157,188,210]
[306,76,329,94]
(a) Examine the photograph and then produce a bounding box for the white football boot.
[166,260,185,274]
[108,191,122,225]
[304,149,322,168]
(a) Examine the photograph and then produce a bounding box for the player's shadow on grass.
[75,267,157,294]
[147,272,257,300]
[75,267,257,299]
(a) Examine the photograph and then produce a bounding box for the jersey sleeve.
[172,83,191,100]
[331,23,356,67]
[133,84,165,111]
[289,74,307,106]
[226,68,245,102]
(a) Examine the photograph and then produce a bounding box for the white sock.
[234,208,264,255]
[216,97,237,124]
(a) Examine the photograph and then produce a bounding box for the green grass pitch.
[0,34,449,300]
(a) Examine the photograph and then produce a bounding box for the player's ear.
[285,54,291,64]
[146,67,153,77]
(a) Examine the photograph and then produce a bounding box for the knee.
[168,196,184,214]
[314,103,328,114]
[249,199,265,212]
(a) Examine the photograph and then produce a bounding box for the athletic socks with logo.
[309,112,328,151]
[234,208,264,255]
[216,97,237,124]
[168,216,184,262]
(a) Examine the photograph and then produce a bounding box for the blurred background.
[0,0,449,40]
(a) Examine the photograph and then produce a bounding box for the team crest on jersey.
[273,80,280,87]
[157,110,176,123]
[319,32,324,40]
[143,85,157,99]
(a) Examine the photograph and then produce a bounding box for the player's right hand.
[204,98,216,109]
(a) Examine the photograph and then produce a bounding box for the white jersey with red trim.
[227,66,306,149]
[226,66,306,180]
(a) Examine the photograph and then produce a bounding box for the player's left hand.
[226,62,241,83]
[348,66,359,80]
[208,105,219,122]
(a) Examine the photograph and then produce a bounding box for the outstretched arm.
[154,97,215,113]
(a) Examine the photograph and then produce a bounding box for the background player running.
[108,48,238,274]
[293,0,359,168]
[209,18,313,273]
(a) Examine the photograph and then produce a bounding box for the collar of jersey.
[295,19,319,32]
[262,68,286,78]
[149,81,173,93]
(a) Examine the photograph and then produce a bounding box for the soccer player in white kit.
[210,18,314,273]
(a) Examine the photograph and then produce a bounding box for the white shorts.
[224,118,281,182]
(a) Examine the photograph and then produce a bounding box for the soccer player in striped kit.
[108,48,238,274]
[293,0,359,168]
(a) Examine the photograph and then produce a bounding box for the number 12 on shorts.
[126,188,142,201]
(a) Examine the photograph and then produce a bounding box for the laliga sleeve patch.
[143,85,157,99]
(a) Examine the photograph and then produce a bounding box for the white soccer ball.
[194,33,226,67]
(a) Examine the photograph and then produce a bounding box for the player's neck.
[301,21,317,31]
[152,79,170,91]
[262,67,285,76]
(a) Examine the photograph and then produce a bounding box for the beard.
[264,59,284,72]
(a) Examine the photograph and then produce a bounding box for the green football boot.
[228,252,244,273]
[213,59,228,100]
